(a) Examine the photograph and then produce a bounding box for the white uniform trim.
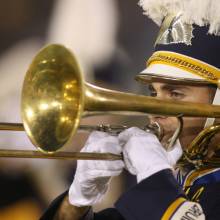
[170,201,205,220]
[141,63,205,81]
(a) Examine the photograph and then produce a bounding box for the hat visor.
[136,63,214,86]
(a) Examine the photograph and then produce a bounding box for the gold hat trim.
[147,51,220,85]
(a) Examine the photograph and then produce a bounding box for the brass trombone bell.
[21,44,220,154]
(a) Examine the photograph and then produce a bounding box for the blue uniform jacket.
[40,168,220,220]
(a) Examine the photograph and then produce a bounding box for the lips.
[150,116,177,137]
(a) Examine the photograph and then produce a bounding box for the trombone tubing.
[0,122,122,160]
[0,123,24,131]
[85,83,220,118]
[0,149,122,160]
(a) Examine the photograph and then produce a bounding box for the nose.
[149,115,168,123]
[155,92,170,100]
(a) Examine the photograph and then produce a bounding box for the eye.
[170,90,185,99]
[148,85,157,97]
[150,90,157,97]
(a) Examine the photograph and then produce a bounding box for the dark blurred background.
[0,0,158,219]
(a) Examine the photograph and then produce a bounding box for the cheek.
[183,89,211,104]
[151,117,207,135]
[150,117,179,132]
[163,117,179,131]
[180,117,207,140]
[183,117,206,129]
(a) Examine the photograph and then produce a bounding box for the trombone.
[1,44,220,162]
[0,122,162,160]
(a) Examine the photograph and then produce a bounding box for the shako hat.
[136,0,220,86]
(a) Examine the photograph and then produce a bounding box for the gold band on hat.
[147,51,220,85]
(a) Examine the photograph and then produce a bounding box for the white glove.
[167,139,183,167]
[118,127,182,183]
[69,131,124,207]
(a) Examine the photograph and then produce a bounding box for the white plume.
[139,0,220,35]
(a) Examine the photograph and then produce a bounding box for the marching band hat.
[136,0,220,86]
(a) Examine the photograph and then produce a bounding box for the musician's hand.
[118,127,182,183]
[69,131,124,207]
[167,139,183,167]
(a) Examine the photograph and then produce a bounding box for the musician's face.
[149,82,216,150]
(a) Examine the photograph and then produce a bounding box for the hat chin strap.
[204,88,220,128]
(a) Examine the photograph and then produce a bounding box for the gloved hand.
[167,139,183,167]
[69,131,124,207]
[118,127,182,183]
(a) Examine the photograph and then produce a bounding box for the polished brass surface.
[0,122,123,160]
[20,44,220,156]
[0,149,122,160]
[0,43,217,165]
[84,82,220,117]
[0,122,160,160]
[22,44,84,153]
[178,124,220,168]
[0,123,24,131]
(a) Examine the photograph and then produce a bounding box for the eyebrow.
[150,84,191,92]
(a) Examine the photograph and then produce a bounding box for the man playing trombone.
[41,0,220,219]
